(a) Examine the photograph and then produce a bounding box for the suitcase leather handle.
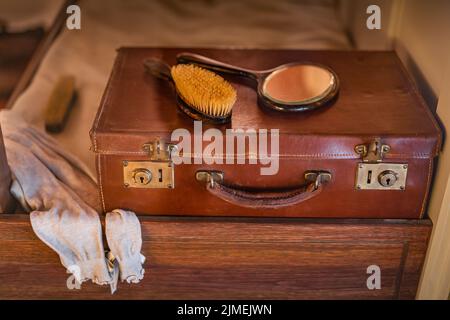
[195,170,331,209]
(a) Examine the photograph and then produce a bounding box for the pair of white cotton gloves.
[0,111,144,293]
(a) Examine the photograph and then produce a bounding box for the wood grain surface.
[0,215,431,299]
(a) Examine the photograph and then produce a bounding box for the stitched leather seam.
[94,150,360,157]
[420,157,433,218]
[92,51,126,153]
[97,155,106,213]
[92,149,432,159]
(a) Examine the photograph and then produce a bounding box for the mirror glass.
[262,64,336,105]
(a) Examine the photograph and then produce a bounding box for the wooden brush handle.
[143,58,173,82]
[45,75,76,133]
[176,52,262,81]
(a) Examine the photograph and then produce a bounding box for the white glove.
[1,110,112,286]
[106,209,145,284]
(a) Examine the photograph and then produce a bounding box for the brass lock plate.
[355,163,408,190]
[123,160,174,189]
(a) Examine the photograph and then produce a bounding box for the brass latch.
[355,138,390,163]
[354,138,407,190]
[123,138,177,189]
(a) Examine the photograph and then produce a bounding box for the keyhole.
[378,170,397,187]
[367,170,372,184]
[132,169,151,185]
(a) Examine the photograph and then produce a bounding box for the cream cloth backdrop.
[0,0,62,32]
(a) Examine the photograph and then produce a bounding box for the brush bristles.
[171,64,237,118]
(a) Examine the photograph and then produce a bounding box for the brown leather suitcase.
[90,48,441,219]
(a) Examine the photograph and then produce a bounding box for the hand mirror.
[177,53,339,112]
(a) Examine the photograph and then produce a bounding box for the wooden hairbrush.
[44,75,77,133]
[143,58,236,123]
